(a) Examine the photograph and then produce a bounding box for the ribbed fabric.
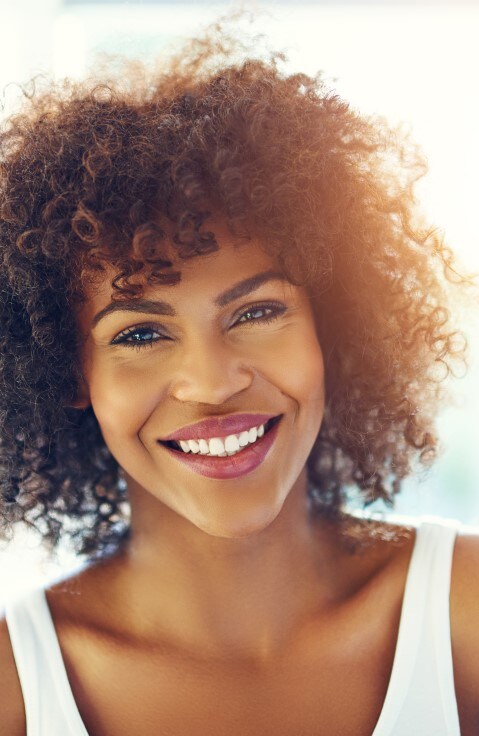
[3,517,462,735]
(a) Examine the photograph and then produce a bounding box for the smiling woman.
[73,220,326,537]
[0,14,479,736]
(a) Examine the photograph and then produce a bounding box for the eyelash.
[111,302,287,350]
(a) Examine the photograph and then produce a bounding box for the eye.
[111,302,287,350]
[111,325,166,350]
[234,302,287,328]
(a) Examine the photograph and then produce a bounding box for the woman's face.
[74,218,325,538]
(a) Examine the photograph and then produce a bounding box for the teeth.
[176,422,268,456]
[198,439,209,454]
[238,430,250,447]
[224,434,240,453]
[209,438,226,456]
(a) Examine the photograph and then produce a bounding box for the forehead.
[79,221,295,322]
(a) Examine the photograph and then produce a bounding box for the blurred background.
[1,0,478,606]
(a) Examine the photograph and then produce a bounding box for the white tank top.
[3,517,462,735]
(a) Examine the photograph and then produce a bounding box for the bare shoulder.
[450,527,479,732]
[0,613,26,736]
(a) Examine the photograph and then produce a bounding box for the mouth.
[157,413,284,480]
[159,414,283,454]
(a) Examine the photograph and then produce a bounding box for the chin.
[193,504,282,540]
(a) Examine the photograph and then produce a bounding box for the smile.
[158,415,283,480]
[162,415,281,456]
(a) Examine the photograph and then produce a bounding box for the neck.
[87,470,360,665]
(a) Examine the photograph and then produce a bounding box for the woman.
[0,19,478,736]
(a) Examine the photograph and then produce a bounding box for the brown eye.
[235,303,286,327]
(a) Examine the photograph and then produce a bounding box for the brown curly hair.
[0,19,471,562]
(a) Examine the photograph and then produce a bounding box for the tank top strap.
[415,518,462,732]
[398,517,461,657]
[373,516,462,735]
[4,586,89,736]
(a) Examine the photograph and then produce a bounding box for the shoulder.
[450,527,479,731]
[0,613,26,736]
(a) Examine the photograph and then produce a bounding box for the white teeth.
[208,438,226,456]
[175,422,269,456]
[238,430,250,447]
[198,438,209,454]
[224,434,240,453]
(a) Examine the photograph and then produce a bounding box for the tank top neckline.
[31,518,445,736]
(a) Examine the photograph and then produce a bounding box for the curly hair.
[0,19,471,562]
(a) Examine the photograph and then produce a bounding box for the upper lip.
[160,413,281,441]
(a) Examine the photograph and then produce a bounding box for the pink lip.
[161,413,279,441]
[159,416,282,479]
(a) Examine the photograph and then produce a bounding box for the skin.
[70,216,344,661]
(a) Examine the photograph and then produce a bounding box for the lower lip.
[159,418,282,479]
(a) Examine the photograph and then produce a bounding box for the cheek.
[271,323,324,403]
[290,325,326,445]
[87,356,166,438]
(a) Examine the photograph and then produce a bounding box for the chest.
[57,600,402,736]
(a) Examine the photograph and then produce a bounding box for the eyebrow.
[91,269,289,330]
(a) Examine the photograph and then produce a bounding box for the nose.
[168,336,254,405]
